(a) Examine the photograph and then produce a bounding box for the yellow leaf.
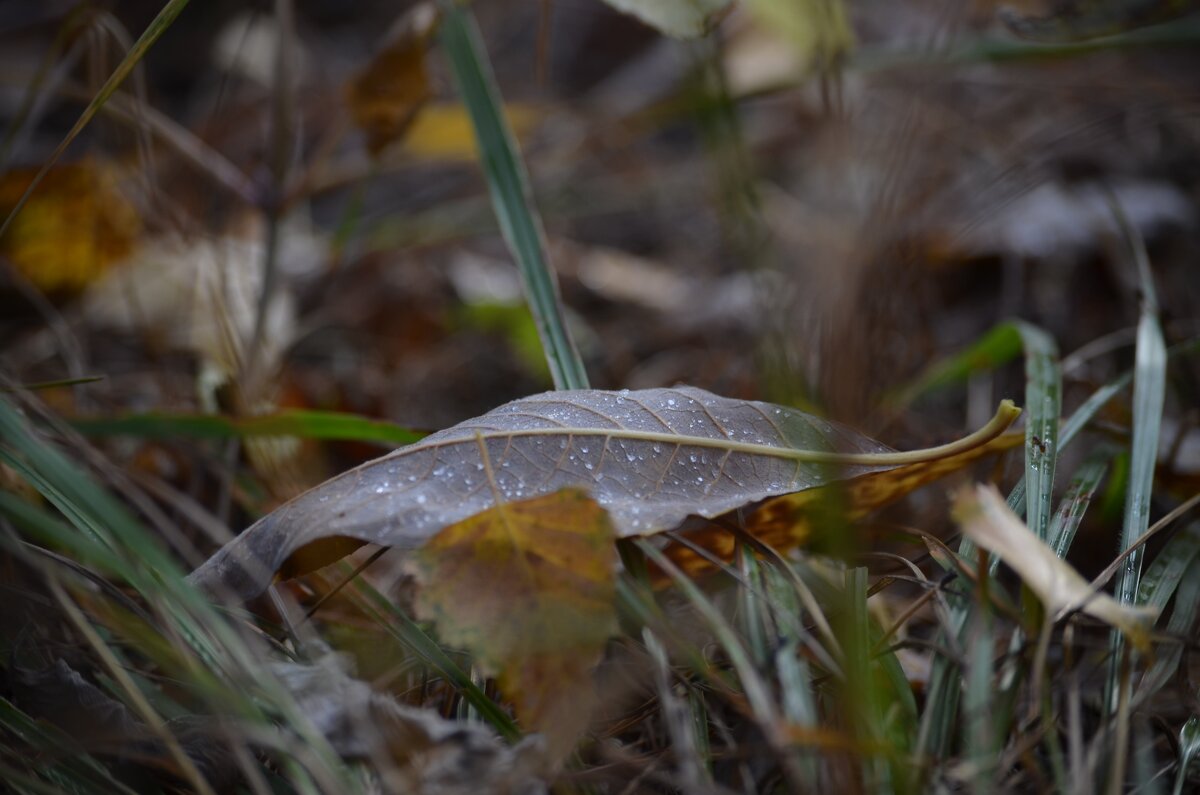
[0,159,140,292]
[402,103,539,161]
[345,3,438,156]
[410,488,618,756]
[953,483,1158,650]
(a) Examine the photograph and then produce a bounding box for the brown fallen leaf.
[345,3,438,156]
[189,386,1019,600]
[410,489,617,757]
[271,648,548,793]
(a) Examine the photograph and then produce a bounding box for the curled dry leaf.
[410,489,617,757]
[953,483,1159,649]
[272,649,548,794]
[189,386,1020,600]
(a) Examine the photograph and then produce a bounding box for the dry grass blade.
[0,0,194,243]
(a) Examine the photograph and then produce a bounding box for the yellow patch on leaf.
[0,159,140,292]
[410,488,618,756]
[402,103,540,161]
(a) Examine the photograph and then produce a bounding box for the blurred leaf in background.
[345,3,438,156]
[0,158,140,292]
[743,0,854,69]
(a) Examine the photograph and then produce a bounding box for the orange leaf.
[0,158,140,292]
[658,430,1025,578]
[409,488,618,756]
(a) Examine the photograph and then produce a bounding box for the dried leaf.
[271,650,548,793]
[0,159,140,292]
[189,386,1019,599]
[410,489,617,756]
[345,3,438,156]
[599,0,733,38]
[952,483,1158,649]
[82,231,300,380]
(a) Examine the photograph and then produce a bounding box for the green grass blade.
[1137,521,1200,614]
[438,0,589,390]
[964,606,997,792]
[888,322,1023,409]
[0,697,138,794]
[1134,527,1200,705]
[1047,447,1113,558]
[1108,203,1168,712]
[1174,716,1200,795]
[634,540,778,724]
[1114,316,1166,606]
[0,0,194,242]
[349,577,520,740]
[1013,321,1061,541]
[70,410,425,446]
[0,397,363,792]
[921,321,1059,765]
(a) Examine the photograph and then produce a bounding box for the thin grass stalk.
[0,696,139,793]
[1135,533,1200,706]
[635,539,817,788]
[0,0,194,242]
[46,575,220,795]
[0,395,361,791]
[245,0,296,390]
[644,629,712,791]
[0,7,90,169]
[1048,449,1112,557]
[437,0,589,390]
[347,576,520,739]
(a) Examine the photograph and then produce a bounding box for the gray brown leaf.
[189,386,898,599]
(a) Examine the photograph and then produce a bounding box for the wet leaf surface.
[189,386,1019,599]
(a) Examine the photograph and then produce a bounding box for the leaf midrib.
[394,400,1020,469]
